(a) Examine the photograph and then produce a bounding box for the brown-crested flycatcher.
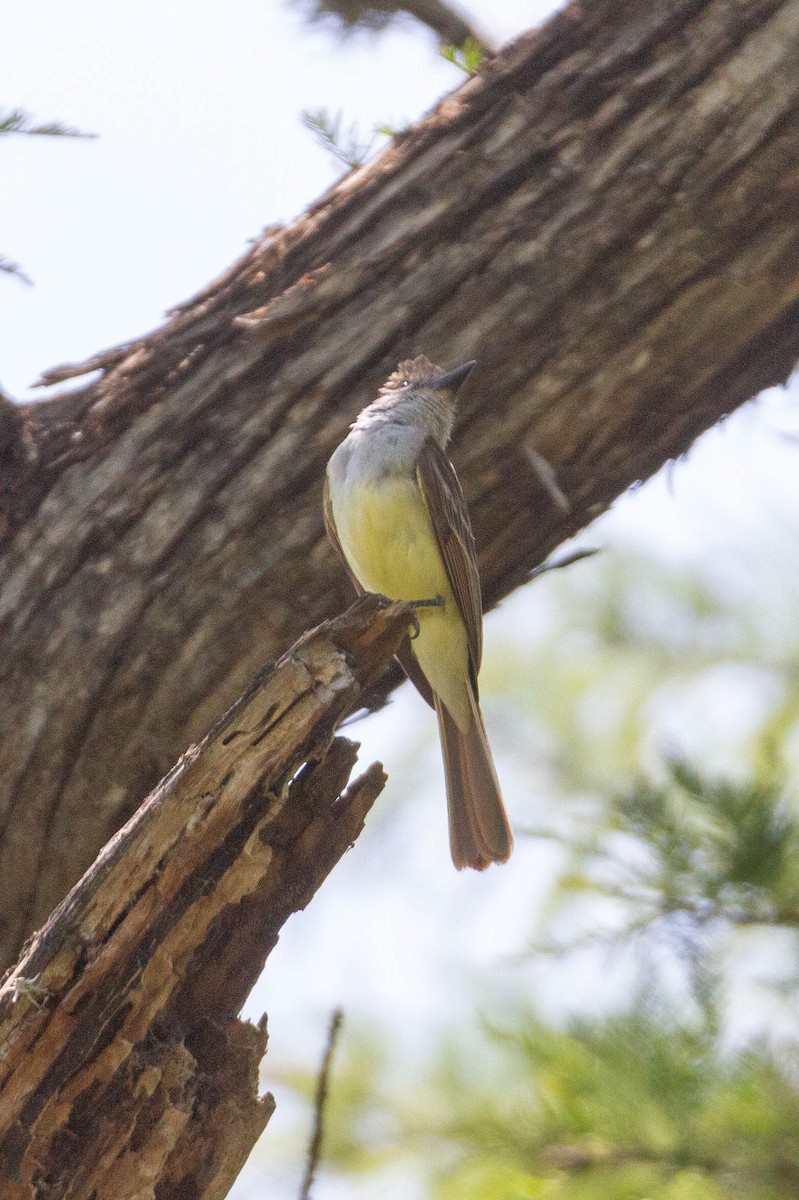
[324,355,513,870]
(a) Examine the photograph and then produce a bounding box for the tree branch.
[0,596,412,1200]
[299,1008,345,1200]
[292,0,494,53]
[1,0,798,966]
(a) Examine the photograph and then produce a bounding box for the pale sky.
[2,0,547,397]
[4,3,799,1197]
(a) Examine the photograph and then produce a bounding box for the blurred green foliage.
[420,1008,799,1199]
[290,0,490,54]
[0,108,94,138]
[270,544,799,1198]
[438,35,486,75]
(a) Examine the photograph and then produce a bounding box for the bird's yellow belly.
[334,478,471,729]
[335,478,450,603]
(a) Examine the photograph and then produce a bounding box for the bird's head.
[380,355,476,400]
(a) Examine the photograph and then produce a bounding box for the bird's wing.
[416,438,483,679]
[323,473,363,596]
[395,634,436,709]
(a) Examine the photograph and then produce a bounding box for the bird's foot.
[406,595,444,639]
[360,591,395,608]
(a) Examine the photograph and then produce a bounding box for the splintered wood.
[0,598,411,1200]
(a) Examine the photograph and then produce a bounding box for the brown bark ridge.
[1,0,799,969]
[0,596,410,1200]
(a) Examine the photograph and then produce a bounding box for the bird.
[323,354,513,870]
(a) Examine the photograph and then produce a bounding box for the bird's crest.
[379,355,443,394]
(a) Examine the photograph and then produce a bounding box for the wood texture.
[1,0,799,968]
[0,596,410,1200]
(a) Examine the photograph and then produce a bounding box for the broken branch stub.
[0,595,411,1200]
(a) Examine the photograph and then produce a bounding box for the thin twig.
[524,445,571,513]
[528,547,600,580]
[299,1008,344,1200]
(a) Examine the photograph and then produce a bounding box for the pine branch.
[300,107,379,169]
[438,35,487,75]
[291,0,493,54]
[0,107,96,138]
[0,596,412,1198]
[0,256,33,286]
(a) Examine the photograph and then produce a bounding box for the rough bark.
[0,596,410,1200]
[1,0,799,969]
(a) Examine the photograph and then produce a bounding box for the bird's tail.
[436,689,513,870]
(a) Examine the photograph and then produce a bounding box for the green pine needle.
[0,107,96,138]
[300,107,375,170]
[439,36,486,76]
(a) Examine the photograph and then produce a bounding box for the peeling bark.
[1,0,798,969]
[0,597,410,1200]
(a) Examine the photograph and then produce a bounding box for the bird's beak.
[433,360,476,392]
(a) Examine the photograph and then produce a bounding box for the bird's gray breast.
[327,423,423,493]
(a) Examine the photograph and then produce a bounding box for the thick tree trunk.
[0,597,409,1200]
[1,0,799,970]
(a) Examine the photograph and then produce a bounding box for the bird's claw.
[407,595,444,640]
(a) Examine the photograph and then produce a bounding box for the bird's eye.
[402,379,409,387]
